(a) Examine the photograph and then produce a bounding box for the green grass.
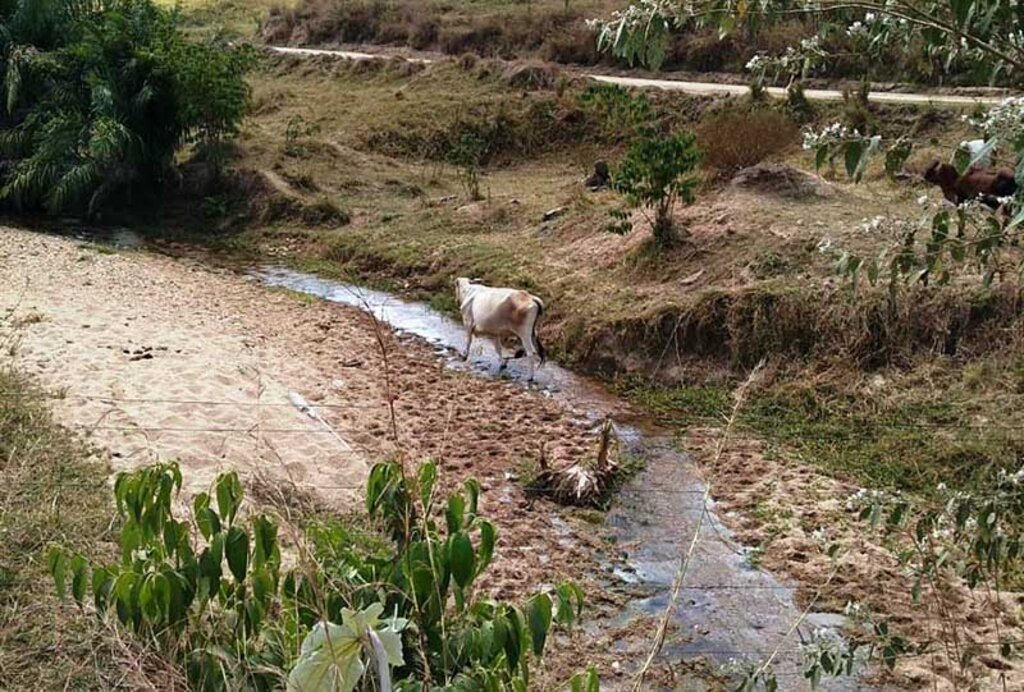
[0,369,120,689]
[618,360,1024,498]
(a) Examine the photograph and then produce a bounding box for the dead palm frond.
[531,419,621,507]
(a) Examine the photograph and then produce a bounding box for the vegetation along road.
[267,46,1010,107]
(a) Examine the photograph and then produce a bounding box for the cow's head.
[454,277,473,304]
[923,160,957,187]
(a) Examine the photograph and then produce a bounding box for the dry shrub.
[439,23,504,56]
[455,52,478,71]
[668,29,743,71]
[408,15,440,50]
[696,108,800,174]
[502,61,561,91]
[540,24,601,65]
[262,0,392,45]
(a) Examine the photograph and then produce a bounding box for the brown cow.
[923,161,1017,210]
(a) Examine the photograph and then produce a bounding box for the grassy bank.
[208,55,1016,369]
[619,348,1024,497]
[0,369,122,688]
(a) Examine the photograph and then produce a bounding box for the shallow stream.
[254,267,867,690]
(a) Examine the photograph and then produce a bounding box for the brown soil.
[690,426,1024,691]
[0,226,708,688]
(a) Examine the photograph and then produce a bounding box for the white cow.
[454,277,547,379]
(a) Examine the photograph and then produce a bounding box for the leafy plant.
[446,132,488,201]
[320,459,587,688]
[846,474,1024,678]
[609,129,702,247]
[50,460,589,690]
[285,114,322,158]
[577,84,653,141]
[0,0,255,217]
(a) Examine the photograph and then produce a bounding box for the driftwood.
[531,419,620,507]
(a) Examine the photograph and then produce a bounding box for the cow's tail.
[531,297,547,365]
[513,297,547,364]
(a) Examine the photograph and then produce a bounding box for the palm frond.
[0,125,31,156]
[3,45,32,114]
[47,159,96,212]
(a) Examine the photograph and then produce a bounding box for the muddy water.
[254,267,865,690]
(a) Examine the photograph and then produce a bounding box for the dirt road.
[267,45,1010,107]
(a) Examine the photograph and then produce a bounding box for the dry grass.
[0,368,176,689]
[696,106,800,174]
[260,0,617,63]
[209,57,1005,375]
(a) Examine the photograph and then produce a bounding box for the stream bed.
[254,267,869,690]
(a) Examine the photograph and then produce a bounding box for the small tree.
[610,129,701,248]
[446,131,488,201]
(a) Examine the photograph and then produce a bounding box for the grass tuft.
[0,369,156,688]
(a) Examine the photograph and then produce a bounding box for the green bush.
[610,129,702,248]
[577,84,653,142]
[0,0,255,216]
[50,460,586,690]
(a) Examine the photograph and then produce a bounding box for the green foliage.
[593,0,1024,289]
[577,84,653,141]
[50,460,588,690]
[846,474,1024,678]
[610,128,701,247]
[0,0,255,216]
[339,460,586,688]
[446,132,488,201]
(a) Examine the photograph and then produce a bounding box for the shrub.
[0,0,254,217]
[785,81,814,123]
[541,25,601,65]
[842,81,877,134]
[577,84,653,142]
[50,460,587,689]
[610,129,702,248]
[447,132,488,200]
[696,108,799,173]
[365,99,583,166]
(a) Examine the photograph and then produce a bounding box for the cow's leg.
[491,338,507,373]
[514,327,537,381]
[463,327,475,361]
